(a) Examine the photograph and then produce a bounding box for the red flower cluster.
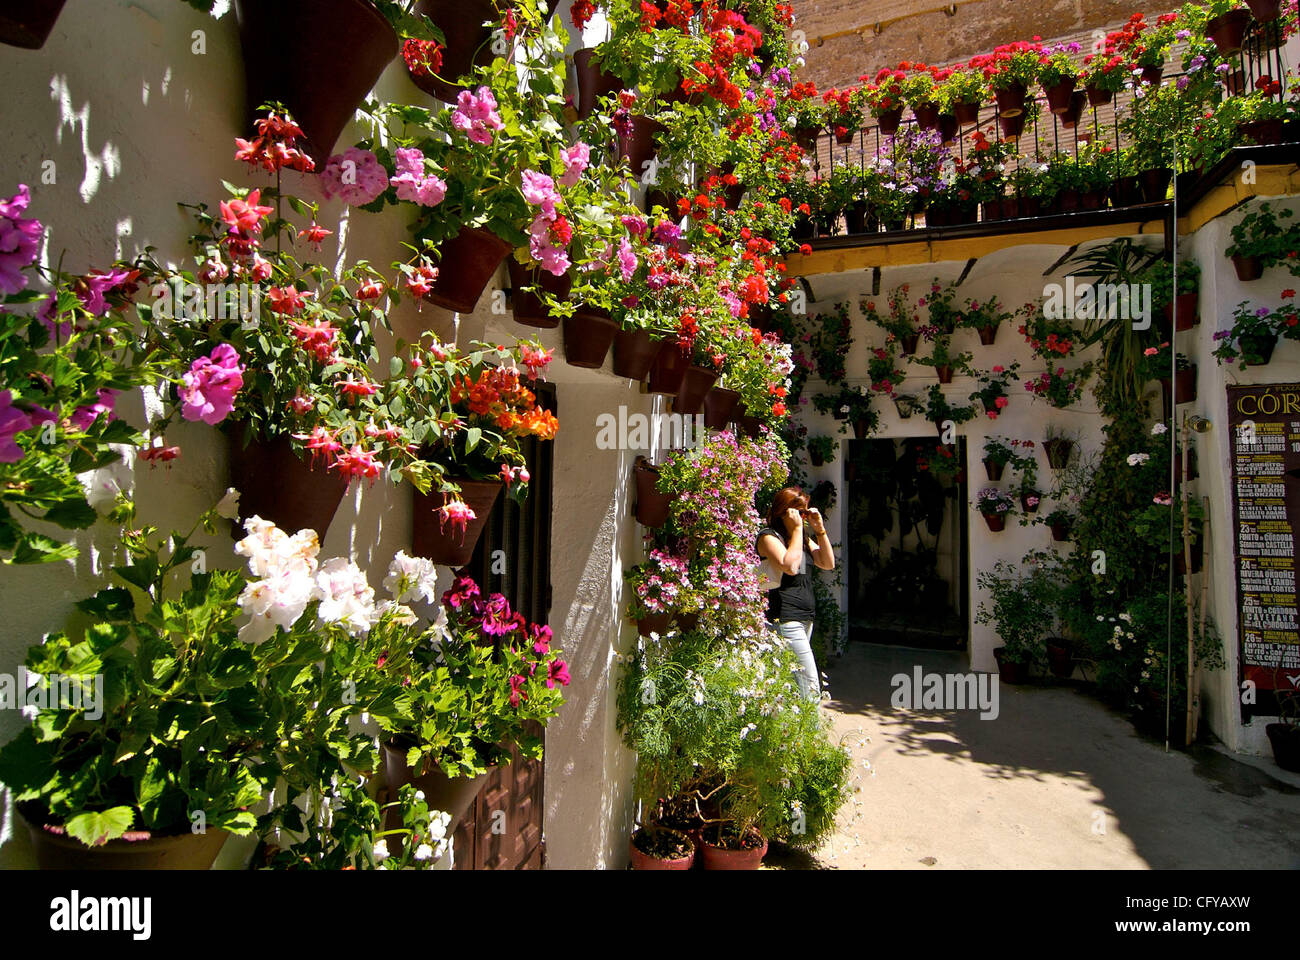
[402,38,443,80]
[234,113,314,174]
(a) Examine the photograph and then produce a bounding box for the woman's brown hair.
[767,486,809,531]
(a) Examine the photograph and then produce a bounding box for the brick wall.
[796,0,1182,88]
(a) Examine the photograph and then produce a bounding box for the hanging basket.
[424,226,513,314]
[227,431,347,540]
[1044,79,1076,114]
[1239,332,1278,366]
[634,459,675,528]
[703,387,742,430]
[735,408,764,438]
[573,47,622,120]
[1020,491,1042,514]
[1140,167,1173,204]
[406,0,500,102]
[1084,83,1113,108]
[983,458,1005,482]
[1060,91,1087,129]
[1049,521,1072,543]
[1141,65,1164,86]
[976,324,998,346]
[899,333,920,356]
[675,366,719,416]
[997,112,1026,139]
[1159,366,1198,405]
[981,512,1007,532]
[0,0,65,49]
[612,329,663,381]
[647,344,690,395]
[934,364,954,385]
[1166,292,1199,331]
[619,116,664,176]
[508,259,570,328]
[876,108,903,136]
[1206,8,1251,55]
[913,103,941,130]
[562,307,618,368]
[994,84,1027,117]
[954,100,981,125]
[1043,437,1074,470]
[234,0,398,162]
[852,417,873,441]
[411,479,502,568]
[1231,254,1264,282]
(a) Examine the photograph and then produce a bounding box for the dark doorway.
[451,383,555,870]
[845,436,969,649]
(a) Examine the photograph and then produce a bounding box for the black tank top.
[757,526,816,622]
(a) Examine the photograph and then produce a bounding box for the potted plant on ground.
[974,487,1015,532]
[976,554,1063,682]
[970,363,1020,420]
[628,825,696,869]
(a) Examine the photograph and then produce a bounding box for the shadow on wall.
[826,644,1300,869]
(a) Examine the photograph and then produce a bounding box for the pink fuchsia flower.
[267,285,309,316]
[390,147,447,207]
[356,279,386,301]
[295,425,342,466]
[521,170,560,217]
[331,444,383,485]
[403,261,439,298]
[288,392,314,415]
[138,444,181,466]
[519,342,553,381]
[219,189,274,238]
[451,86,504,145]
[617,237,637,281]
[180,344,245,425]
[338,378,378,400]
[318,148,389,206]
[246,253,273,283]
[0,185,43,295]
[438,496,477,543]
[558,141,590,187]
[0,390,34,463]
[297,223,332,250]
[546,659,571,688]
[287,319,339,365]
[198,258,229,284]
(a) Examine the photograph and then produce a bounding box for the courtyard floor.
[766,643,1300,870]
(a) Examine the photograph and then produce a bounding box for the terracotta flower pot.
[1046,638,1073,677]
[424,226,513,314]
[793,125,820,150]
[234,0,399,162]
[981,512,1006,532]
[1225,70,1247,96]
[562,307,618,368]
[647,344,690,395]
[809,448,827,467]
[634,461,674,527]
[997,112,1026,139]
[736,411,763,438]
[1265,723,1300,773]
[629,828,696,870]
[508,259,570,328]
[1057,188,1081,213]
[1085,83,1113,107]
[993,646,1029,684]
[0,0,65,49]
[834,126,856,145]
[935,364,954,385]
[1239,119,1287,146]
[1140,167,1173,204]
[1232,254,1264,282]
[1112,175,1144,207]
[703,387,742,430]
[612,329,663,381]
[1079,188,1105,211]
[1044,438,1074,469]
[1141,65,1164,86]
[877,108,903,136]
[1206,8,1251,55]
[938,114,958,144]
[227,431,348,540]
[619,116,664,179]
[852,417,873,440]
[900,334,920,356]
[975,324,998,346]
[1240,332,1278,366]
[698,830,767,870]
[983,459,1005,482]
[913,103,941,130]
[1044,78,1077,114]
[22,814,229,870]
[1060,91,1087,128]
[675,365,718,416]
[574,47,622,120]
[411,479,503,567]
[1049,521,1072,543]
[1166,292,1199,331]
[954,100,981,125]
[382,741,488,839]
[1020,491,1042,514]
[994,84,1027,117]
[635,611,672,637]
[407,0,501,102]
[1159,367,1198,405]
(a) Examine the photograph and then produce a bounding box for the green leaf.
[41,498,98,531]
[7,533,78,565]
[464,426,481,452]
[64,807,135,847]
[75,587,135,622]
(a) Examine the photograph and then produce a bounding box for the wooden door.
[451,384,555,869]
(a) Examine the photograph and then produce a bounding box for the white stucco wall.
[0,0,639,868]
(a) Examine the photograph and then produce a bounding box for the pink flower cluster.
[451,87,504,145]
[180,343,245,425]
[558,141,590,187]
[0,185,42,295]
[319,147,390,206]
[391,147,447,207]
[521,169,571,277]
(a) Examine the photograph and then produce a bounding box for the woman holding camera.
[756,486,836,702]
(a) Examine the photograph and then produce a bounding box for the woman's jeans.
[771,620,819,702]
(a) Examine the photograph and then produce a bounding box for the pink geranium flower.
[318,148,389,206]
[451,86,504,145]
[390,147,447,207]
[0,390,34,463]
[521,170,560,217]
[547,659,571,688]
[558,142,590,187]
[0,185,43,295]
[180,344,245,425]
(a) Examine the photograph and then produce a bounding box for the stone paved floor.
[764,643,1300,870]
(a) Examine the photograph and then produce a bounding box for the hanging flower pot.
[793,125,820,150]
[675,365,718,416]
[934,364,954,385]
[1232,254,1264,282]
[424,226,513,314]
[574,47,622,120]
[0,0,65,49]
[406,0,499,102]
[1020,490,1042,514]
[900,333,920,356]
[1239,119,1287,146]
[612,329,663,381]
[1174,538,1204,576]
[1049,520,1072,543]
[411,479,503,567]
[981,512,1007,532]
[629,827,696,870]
[1225,70,1247,96]
[562,306,618,368]
[634,459,675,528]
[1084,83,1112,107]
[1166,292,1199,331]
[877,108,903,136]
[844,201,869,234]
[993,647,1030,684]
[913,103,941,130]
[619,116,664,177]
[809,448,827,467]
[635,611,673,637]
[1046,638,1073,677]
[1112,175,1144,207]
[735,410,764,438]
[382,740,489,835]
[834,126,856,145]
[1060,91,1087,128]
[976,324,999,346]
[997,112,1026,139]
[983,458,1005,482]
[1265,723,1300,773]
[21,811,229,869]
[508,259,570,329]
[994,84,1027,117]
[647,344,690,395]
[893,396,917,420]
[1043,437,1074,469]
[1141,65,1164,86]
[1159,366,1198,405]
[1044,79,1076,114]
[234,0,399,162]
[954,100,981,125]
[698,827,767,870]
[1140,167,1173,204]
[703,387,742,430]
[852,417,873,440]
[1206,8,1252,55]
[1242,331,1279,366]
[227,431,348,540]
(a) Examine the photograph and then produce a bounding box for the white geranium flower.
[383,550,439,604]
[1151,422,1168,435]
[372,839,389,862]
[313,557,379,636]
[1126,453,1150,466]
[77,443,135,512]
[413,843,434,861]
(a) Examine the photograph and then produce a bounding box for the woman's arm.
[758,511,804,576]
[806,509,836,570]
